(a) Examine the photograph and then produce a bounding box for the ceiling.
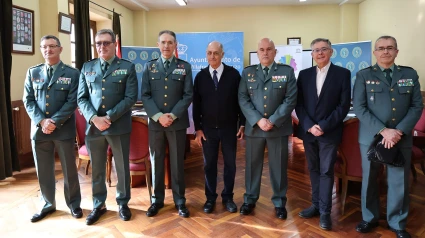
[113,0,365,11]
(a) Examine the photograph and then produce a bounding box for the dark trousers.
[202,126,237,202]
[303,140,338,214]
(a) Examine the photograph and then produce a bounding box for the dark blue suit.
[295,63,351,214]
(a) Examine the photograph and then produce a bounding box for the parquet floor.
[1,136,425,237]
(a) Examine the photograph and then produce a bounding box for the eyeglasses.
[95,41,113,47]
[312,47,330,53]
[207,51,222,57]
[375,47,397,52]
[40,45,60,49]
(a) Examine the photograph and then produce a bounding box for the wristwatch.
[105,115,111,120]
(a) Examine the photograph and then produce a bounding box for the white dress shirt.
[209,63,224,82]
[316,61,331,96]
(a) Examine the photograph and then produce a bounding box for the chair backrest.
[414,108,425,136]
[75,108,87,148]
[338,118,362,177]
[129,116,149,161]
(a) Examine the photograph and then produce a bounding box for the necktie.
[384,68,392,84]
[164,60,170,71]
[264,67,269,77]
[47,67,53,81]
[213,70,219,89]
[102,62,109,75]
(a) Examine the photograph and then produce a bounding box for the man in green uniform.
[238,38,297,219]
[23,35,82,222]
[353,36,422,238]
[141,30,193,218]
[78,29,138,225]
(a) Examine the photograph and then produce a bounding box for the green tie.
[48,67,53,81]
[264,67,269,77]
[164,60,170,71]
[384,68,392,84]
[102,62,109,75]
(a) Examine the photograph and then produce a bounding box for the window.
[70,17,97,67]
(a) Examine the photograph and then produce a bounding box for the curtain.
[0,0,20,180]
[112,11,122,58]
[74,0,92,70]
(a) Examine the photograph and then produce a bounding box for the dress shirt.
[316,61,331,96]
[209,63,224,82]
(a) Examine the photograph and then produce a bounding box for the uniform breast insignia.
[172,68,186,75]
[112,69,127,76]
[177,64,185,69]
[85,71,96,76]
[272,75,287,83]
[398,79,414,87]
[366,80,370,84]
[57,77,71,85]
[150,64,158,73]
[247,78,256,82]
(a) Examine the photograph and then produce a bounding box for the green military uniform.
[141,56,193,205]
[353,63,422,230]
[77,56,138,208]
[23,61,81,213]
[238,62,297,207]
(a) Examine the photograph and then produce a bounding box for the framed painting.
[12,5,35,54]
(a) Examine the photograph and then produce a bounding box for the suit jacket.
[23,61,79,141]
[77,56,138,136]
[295,63,351,143]
[353,63,423,147]
[238,62,297,137]
[141,57,193,131]
[193,63,245,130]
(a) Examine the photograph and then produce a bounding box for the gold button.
[102,105,106,108]
[164,103,167,106]
[47,87,50,90]
[102,79,105,82]
[392,98,395,101]
[391,88,394,92]
[407,90,410,93]
[46,103,49,106]
[264,96,267,99]
[393,108,396,111]
[152,78,154,80]
[46,95,49,98]
[165,78,168,81]
[371,89,374,92]
[392,118,396,121]
[61,88,64,90]
[165,86,168,89]
[119,80,122,83]
[264,113,267,116]
[279,86,282,88]
[264,87,267,90]
[46,112,49,115]
[164,95,167,97]
[102,96,105,99]
[250,87,252,89]
[264,105,267,108]
[102,88,105,90]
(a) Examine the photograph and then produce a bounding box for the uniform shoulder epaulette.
[64,64,77,70]
[276,63,291,68]
[398,65,414,70]
[148,58,158,63]
[119,58,132,63]
[176,58,189,64]
[244,65,257,69]
[358,66,372,72]
[87,58,98,62]
[29,63,44,69]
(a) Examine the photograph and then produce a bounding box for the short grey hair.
[375,35,398,49]
[158,30,177,42]
[95,29,116,43]
[310,38,332,49]
[40,35,61,46]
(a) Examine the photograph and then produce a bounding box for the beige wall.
[135,5,359,66]
[359,0,425,89]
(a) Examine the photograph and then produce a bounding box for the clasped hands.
[159,113,174,128]
[380,128,403,149]
[92,116,111,131]
[309,124,323,137]
[257,118,274,131]
[40,118,56,134]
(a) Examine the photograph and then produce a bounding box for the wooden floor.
[1,136,425,238]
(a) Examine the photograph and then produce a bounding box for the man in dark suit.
[238,38,297,219]
[295,38,351,230]
[353,36,422,238]
[141,30,193,218]
[193,41,245,214]
[78,29,138,225]
[23,35,82,222]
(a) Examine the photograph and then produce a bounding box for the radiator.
[11,100,32,155]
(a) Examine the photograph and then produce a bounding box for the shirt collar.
[378,63,395,72]
[45,61,61,72]
[261,62,275,70]
[209,63,224,75]
[100,56,115,66]
[316,61,331,73]
[161,55,175,64]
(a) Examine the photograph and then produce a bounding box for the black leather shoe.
[356,220,379,233]
[119,205,132,221]
[222,200,237,213]
[275,207,287,219]
[240,203,255,215]
[298,205,320,218]
[319,214,332,230]
[388,226,411,238]
[203,200,215,213]
[30,209,56,223]
[86,207,107,225]
[146,203,164,217]
[175,204,190,218]
[70,207,83,218]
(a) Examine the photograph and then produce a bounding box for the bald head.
[257,38,276,66]
[206,41,224,69]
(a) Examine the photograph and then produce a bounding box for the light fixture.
[175,0,187,6]
[300,0,307,2]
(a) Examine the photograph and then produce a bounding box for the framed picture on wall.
[287,37,301,45]
[58,12,72,34]
[12,5,34,54]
